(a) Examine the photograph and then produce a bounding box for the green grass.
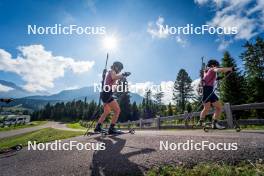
[66,122,86,130]
[242,125,264,130]
[147,162,264,176]
[0,127,83,149]
[0,121,48,132]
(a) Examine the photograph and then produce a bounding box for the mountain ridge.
[0,80,143,110]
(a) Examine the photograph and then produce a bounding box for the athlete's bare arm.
[213,67,233,73]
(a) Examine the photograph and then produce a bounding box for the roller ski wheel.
[0,144,23,154]
[203,127,209,132]
[86,128,107,136]
[129,128,135,134]
[235,126,241,132]
[233,121,241,132]
[13,144,23,151]
[100,130,108,137]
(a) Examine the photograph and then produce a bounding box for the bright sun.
[103,36,118,51]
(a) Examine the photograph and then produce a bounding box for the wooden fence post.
[128,120,131,129]
[156,116,160,130]
[139,118,142,129]
[184,111,188,127]
[224,103,234,128]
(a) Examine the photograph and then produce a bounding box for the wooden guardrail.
[118,102,264,129]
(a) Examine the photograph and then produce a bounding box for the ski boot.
[212,119,226,129]
[108,124,122,135]
[196,119,205,127]
[94,123,106,133]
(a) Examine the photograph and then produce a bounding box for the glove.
[232,67,236,72]
[122,72,131,77]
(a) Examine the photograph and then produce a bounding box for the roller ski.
[86,127,108,136]
[203,119,241,132]
[98,124,135,137]
[106,124,135,136]
[101,129,135,136]
[86,123,108,136]
[0,144,23,155]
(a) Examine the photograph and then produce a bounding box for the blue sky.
[0,0,263,98]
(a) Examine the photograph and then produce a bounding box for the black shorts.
[202,86,218,103]
[100,91,114,104]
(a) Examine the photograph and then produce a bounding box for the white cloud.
[0,45,95,92]
[147,16,169,39]
[194,0,264,50]
[147,16,188,47]
[248,0,264,15]
[0,84,14,92]
[191,78,201,97]
[176,36,188,47]
[64,85,80,90]
[216,38,233,51]
[86,0,97,14]
[129,81,174,105]
[160,81,174,104]
[130,79,200,105]
[194,0,209,5]
[62,12,75,24]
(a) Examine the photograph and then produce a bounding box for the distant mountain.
[25,87,97,101]
[0,80,48,98]
[0,80,33,98]
[0,80,143,110]
[25,86,143,104]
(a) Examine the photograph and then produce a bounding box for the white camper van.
[3,115,31,126]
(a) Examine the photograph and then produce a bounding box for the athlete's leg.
[211,101,225,129]
[98,104,111,124]
[197,102,211,126]
[211,101,222,120]
[200,102,211,120]
[107,100,121,124]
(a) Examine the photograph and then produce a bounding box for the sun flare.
[103,35,118,51]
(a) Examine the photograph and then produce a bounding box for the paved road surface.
[0,130,264,176]
[0,121,84,139]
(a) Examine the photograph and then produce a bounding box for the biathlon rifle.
[101,53,109,93]
[198,57,206,95]
[200,56,206,80]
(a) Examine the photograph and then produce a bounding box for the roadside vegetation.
[147,161,264,176]
[241,125,264,130]
[66,122,86,130]
[0,127,83,149]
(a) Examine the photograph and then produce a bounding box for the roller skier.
[197,59,234,129]
[94,61,130,134]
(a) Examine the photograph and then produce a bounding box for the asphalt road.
[1,130,264,176]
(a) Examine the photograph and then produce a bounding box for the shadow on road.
[91,135,155,176]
